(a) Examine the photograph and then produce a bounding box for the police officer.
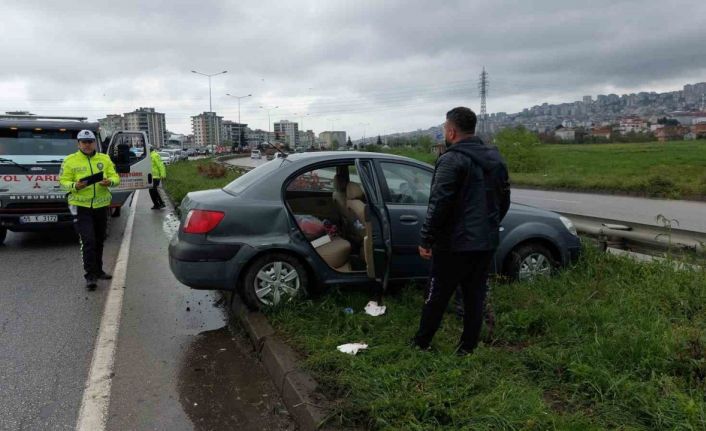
[59,130,120,290]
[148,148,166,209]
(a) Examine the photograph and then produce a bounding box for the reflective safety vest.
[59,150,120,208]
[150,150,167,179]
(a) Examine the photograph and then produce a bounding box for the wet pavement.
[0,190,294,430]
[106,190,295,430]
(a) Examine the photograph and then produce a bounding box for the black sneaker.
[86,278,98,291]
[455,345,475,357]
[96,272,112,280]
[151,205,160,210]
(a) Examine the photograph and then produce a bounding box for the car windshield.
[223,159,282,194]
[158,152,170,157]
[0,128,78,156]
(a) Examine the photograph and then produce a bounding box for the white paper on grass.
[337,343,368,355]
[364,301,386,316]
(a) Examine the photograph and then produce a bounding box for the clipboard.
[79,171,104,185]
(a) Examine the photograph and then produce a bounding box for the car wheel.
[241,253,308,309]
[505,242,556,282]
[0,227,6,245]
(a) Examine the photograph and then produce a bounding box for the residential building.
[191,112,223,149]
[618,116,649,134]
[297,130,316,148]
[221,121,248,148]
[245,129,275,148]
[590,126,613,140]
[655,125,690,142]
[97,114,126,135]
[554,128,576,142]
[691,123,706,138]
[273,120,299,147]
[318,131,346,149]
[123,107,166,148]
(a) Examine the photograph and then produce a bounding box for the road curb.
[230,294,333,431]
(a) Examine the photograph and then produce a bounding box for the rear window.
[0,128,79,156]
[223,159,282,194]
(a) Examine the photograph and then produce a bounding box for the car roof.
[284,151,432,167]
[0,119,99,130]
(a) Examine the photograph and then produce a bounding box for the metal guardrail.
[560,212,706,255]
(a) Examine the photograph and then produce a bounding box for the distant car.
[275,152,287,159]
[250,150,261,159]
[266,153,275,161]
[169,151,581,309]
[158,151,172,165]
[185,148,196,157]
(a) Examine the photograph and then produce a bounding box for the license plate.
[19,215,58,223]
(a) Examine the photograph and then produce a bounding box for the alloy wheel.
[254,261,301,306]
[518,252,552,281]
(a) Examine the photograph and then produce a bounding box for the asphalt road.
[226,155,705,233]
[0,191,294,430]
[512,188,706,233]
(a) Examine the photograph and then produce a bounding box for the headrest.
[346,182,365,200]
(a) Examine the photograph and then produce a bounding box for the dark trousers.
[148,179,164,207]
[74,206,108,280]
[414,249,495,351]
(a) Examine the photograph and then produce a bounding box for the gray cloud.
[1,0,705,136]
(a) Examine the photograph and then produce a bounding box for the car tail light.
[183,209,225,234]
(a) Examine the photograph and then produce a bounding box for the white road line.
[75,190,139,431]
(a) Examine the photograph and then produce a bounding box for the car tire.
[0,227,6,245]
[241,253,309,310]
[504,242,557,282]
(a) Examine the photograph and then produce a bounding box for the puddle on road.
[162,211,180,239]
[177,326,295,431]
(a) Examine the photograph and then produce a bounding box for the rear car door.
[374,160,433,279]
[105,131,153,191]
[355,158,392,289]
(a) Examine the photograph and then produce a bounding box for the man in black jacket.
[412,107,510,355]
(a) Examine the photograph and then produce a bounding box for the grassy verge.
[388,140,706,200]
[163,158,242,205]
[268,247,706,430]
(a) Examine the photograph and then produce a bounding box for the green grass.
[163,158,242,205]
[388,140,706,200]
[268,247,706,430]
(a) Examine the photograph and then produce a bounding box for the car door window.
[379,162,432,205]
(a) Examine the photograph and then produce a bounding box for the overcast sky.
[2,0,706,137]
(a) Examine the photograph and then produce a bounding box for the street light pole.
[192,69,227,154]
[259,105,279,148]
[226,93,252,150]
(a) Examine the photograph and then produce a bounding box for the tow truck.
[0,113,154,245]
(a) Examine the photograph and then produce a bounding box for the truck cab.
[0,114,153,245]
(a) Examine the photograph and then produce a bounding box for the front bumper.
[0,211,73,232]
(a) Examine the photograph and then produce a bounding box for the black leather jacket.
[420,136,510,252]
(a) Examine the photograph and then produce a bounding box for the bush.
[645,175,679,198]
[196,162,227,178]
[493,126,546,173]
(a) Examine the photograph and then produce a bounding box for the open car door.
[105,131,153,191]
[355,158,392,291]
